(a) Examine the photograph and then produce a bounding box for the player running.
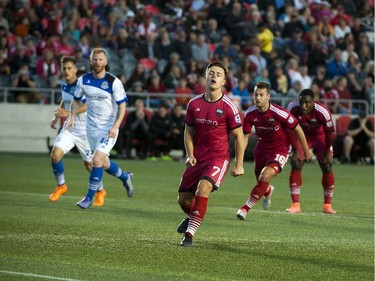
[49,56,106,206]
[236,81,312,220]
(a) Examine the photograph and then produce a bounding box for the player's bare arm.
[231,127,245,177]
[65,99,79,130]
[184,125,196,167]
[109,102,125,138]
[294,124,313,161]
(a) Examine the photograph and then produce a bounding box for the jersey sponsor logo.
[101,81,109,90]
[216,108,224,117]
[196,108,200,111]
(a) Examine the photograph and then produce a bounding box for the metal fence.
[0,86,372,114]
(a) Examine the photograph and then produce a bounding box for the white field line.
[0,190,373,222]
[0,270,84,281]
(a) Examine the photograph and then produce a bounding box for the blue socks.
[106,161,126,182]
[52,160,65,185]
[87,167,103,200]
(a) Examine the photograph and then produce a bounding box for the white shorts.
[87,130,118,156]
[53,129,92,162]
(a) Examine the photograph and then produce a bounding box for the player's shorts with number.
[254,149,290,175]
[179,158,230,193]
[53,129,92,162]
[87,130,118,155]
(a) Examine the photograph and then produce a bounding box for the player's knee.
[50,151,61,163]
[177,194,192,207]
[320,162,332,174]
[290,160,304,171]
[83,161,92,172]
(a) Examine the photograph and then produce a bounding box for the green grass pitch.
[0,153,373,281]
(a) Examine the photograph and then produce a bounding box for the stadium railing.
[0,86,371,115]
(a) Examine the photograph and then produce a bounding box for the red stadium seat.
[335,115,352,137]
[139,58,156,70]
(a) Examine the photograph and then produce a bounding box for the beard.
[92,64,106,74]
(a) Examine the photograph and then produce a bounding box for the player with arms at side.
[66,48,134,209]
[177,61,245,247]
[286,89,336,214]
[49,56,105,206]
[236,81,312,220]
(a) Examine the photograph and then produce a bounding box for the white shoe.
[262,185,275,210]
[236,208,247,220]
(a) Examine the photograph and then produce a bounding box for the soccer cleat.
[93,189,107,207]
[286,202,301,213]
[49,184,68,202]
[77,196,92,209]
[123,171,134,198]
[177,218,189,233]
[236,208,248,220]
[180,233,193,247]
[323,204,336,214]
[262,185,275,210]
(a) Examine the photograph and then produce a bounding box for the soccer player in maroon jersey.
[177,61,245,247]
[236,81,312,220]
[286,89,336,214]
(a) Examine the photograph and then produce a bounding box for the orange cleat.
[286,202,301,213]
[49,184,68,202]
[323,203,336,214]
[93,189,107,207]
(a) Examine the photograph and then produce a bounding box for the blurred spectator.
[333,17,351,45]
[342,112,374,164]
[147,74,167,108]
[148,104,172,160]
[126,62,148,91]
[254,68,271,86]
[154,29,173,70]
[257,22,274,56]
[11,65,40,103]
[10,46,31,75]
[77,34,91,59]
[214,34,239,65]
[56,35,75,57]
[320,79,339,113]
[248,45,267,77]
[327,48,348,79]
[137,32,157,60]
[161,52,186,81]
[271,66,289,96]
[74,48,90,74]
[172,29,192,63]
[170,103,186,158]
[204,18,224,44]
[115,28,139,53]
[334,76,358,114]
[284,27,308,63]
[287,80,303,98]
[137,13,158,40]
[300,65,312,89]
[0,49,11,76]
[163,64,183,91]
[35,49,59,88]
[286,58,303,85]
[312,65,327,88]
[282,11,305,38]
[231,79,251,110]
[175,77,192,108]
[208,0,228,30]
[225,2,246,45]
[191,32,211,63]
[125,98,152,159]
[193,76,206,95]
[341,43,358,63]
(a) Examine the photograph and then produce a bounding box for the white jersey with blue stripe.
[61,80,87,136]
[74,72,128,132]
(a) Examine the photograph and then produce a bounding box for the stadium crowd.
[0,0,374,113]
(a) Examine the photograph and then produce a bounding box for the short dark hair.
[61,56,77,65]
[254,81,271,94]
[205,61,228,78]
[299,89,314,99]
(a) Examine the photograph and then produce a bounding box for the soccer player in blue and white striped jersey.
[66,48,134,209]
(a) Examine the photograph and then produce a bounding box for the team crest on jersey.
[310,118,317,125]
[101,82,109,90]
[235,114,241,124]
[327,121,333,127]
[69,87,75,94]
[288,116,294,124]
[216,108,224,117]
[269,118,275,124]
